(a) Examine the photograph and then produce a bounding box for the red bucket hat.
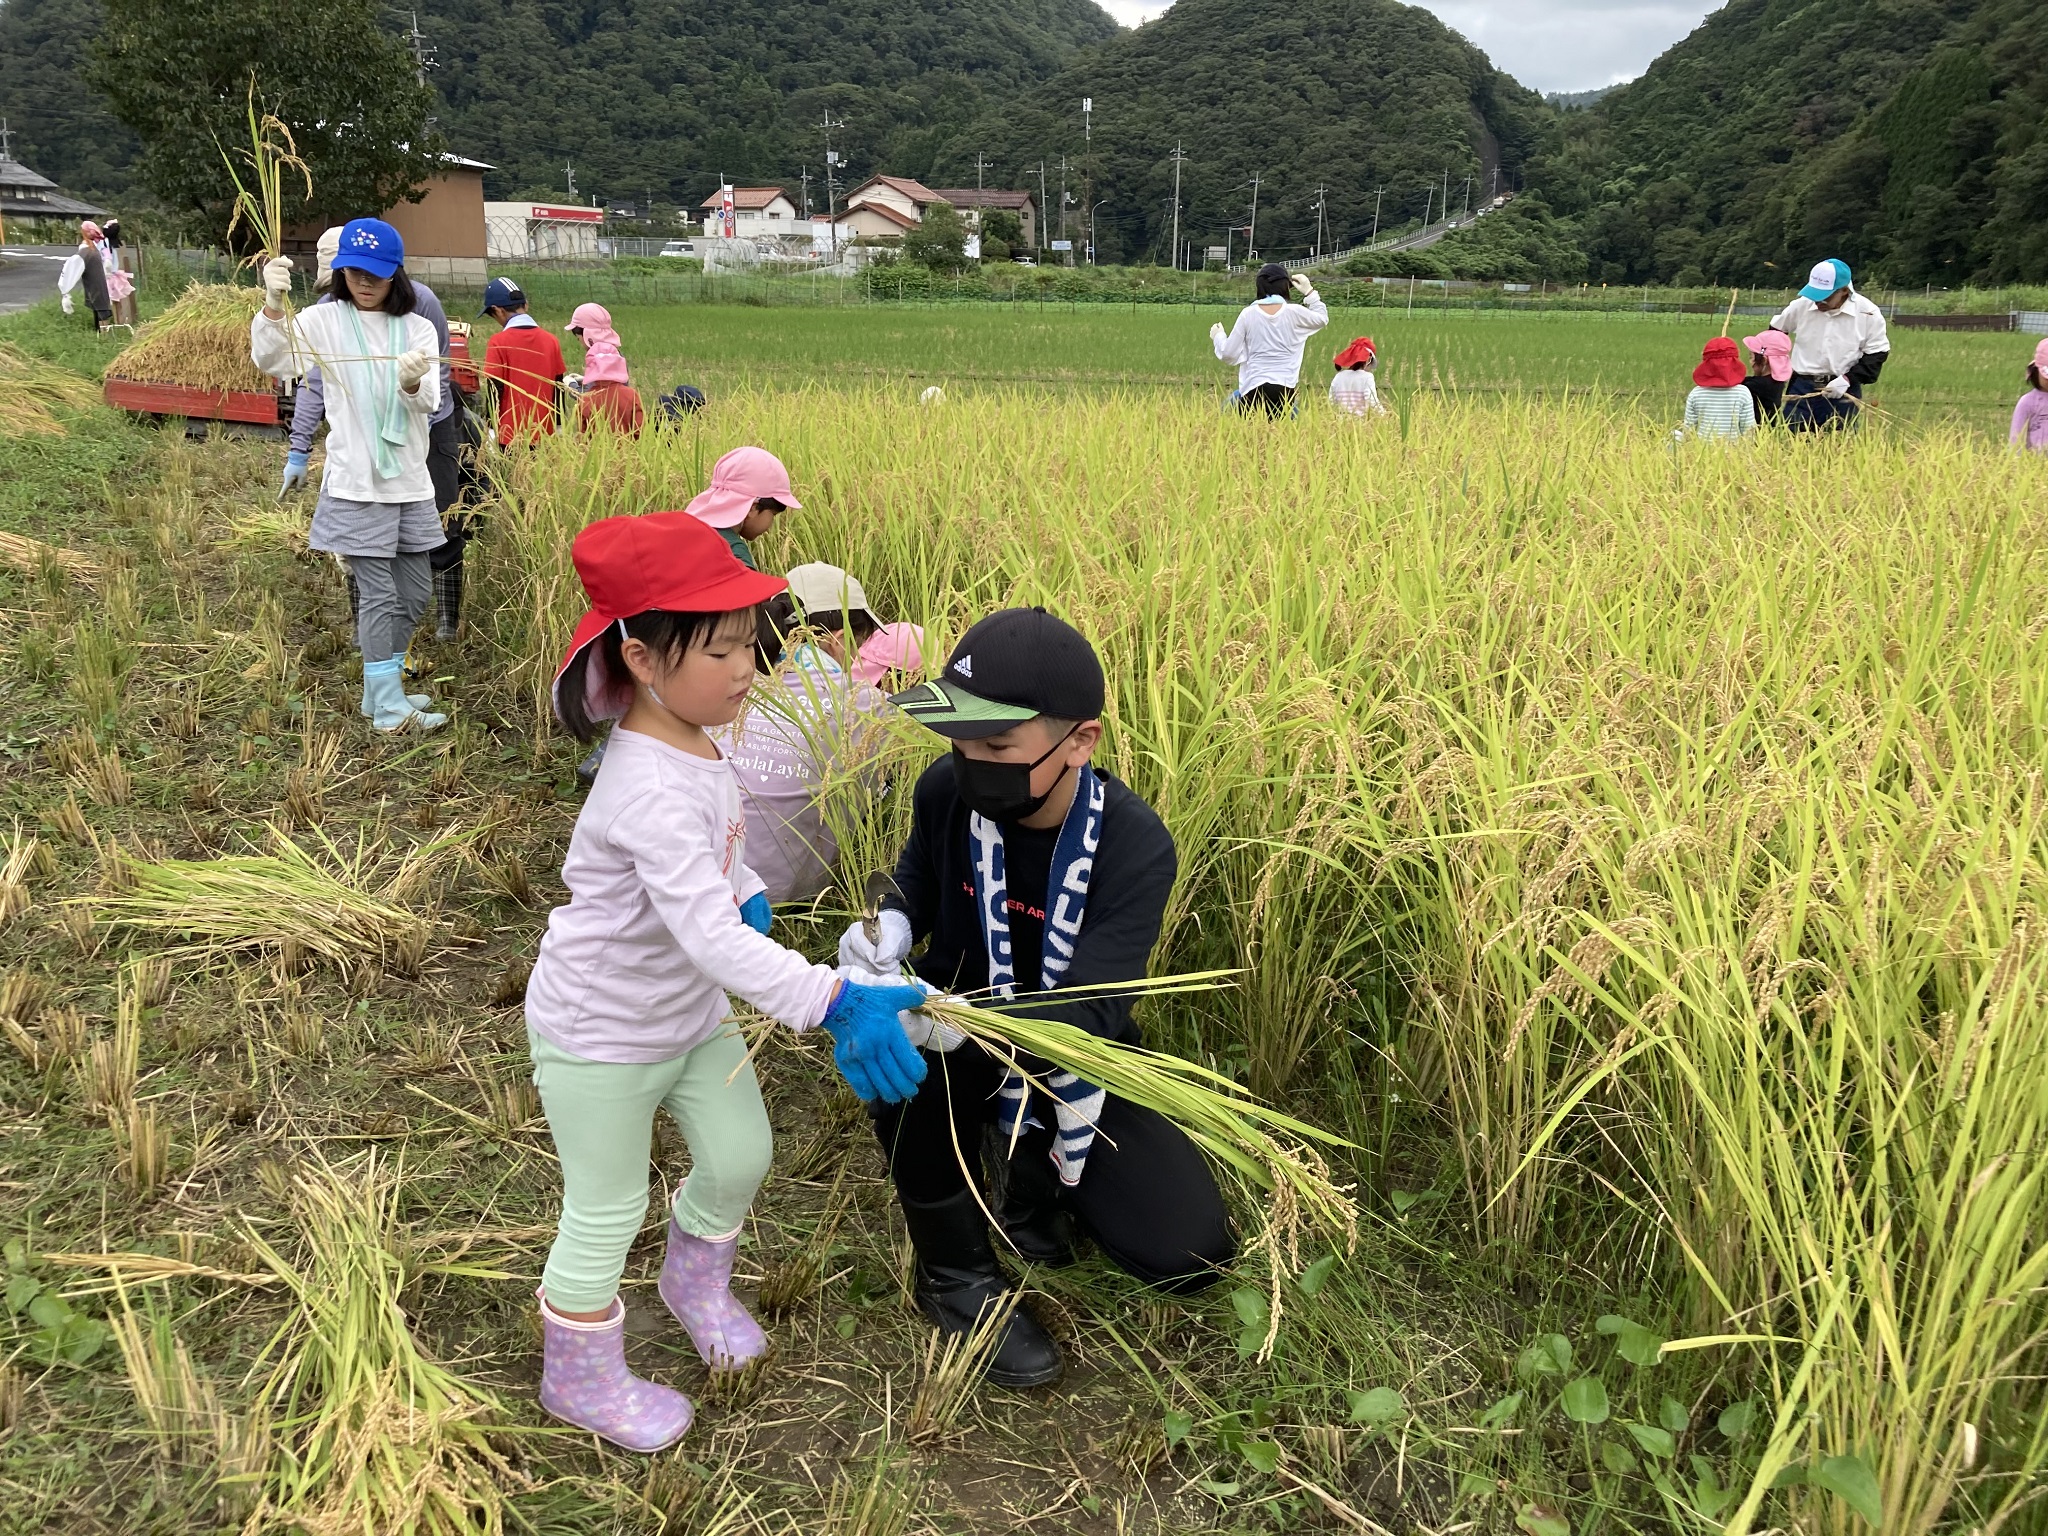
[1693,337,1745,388]
[1333,336,1377,369]
[552,511,787,723]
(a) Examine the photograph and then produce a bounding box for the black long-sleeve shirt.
[882,755,1177,1044]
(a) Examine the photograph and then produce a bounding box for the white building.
[698,187,800,241]
[484,202,603,261]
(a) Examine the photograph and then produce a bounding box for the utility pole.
[1058,155,1069,245]
[1032,161,1048,254]
[1246,172,1261,262]
[1370,185,1385,248]
[1312,183,1327,258]
[1441,168,1449,227]
[1421,183,1433,232]
[1489,166,1499,201]
[1168,141,1185,272]
[821,110,847,260]
[406,11,437,86]
[1461,175,1473,218]
[975,151,992,194]
[799,166,811,220]
[1081,98,1093,264]
[565,161,577,198]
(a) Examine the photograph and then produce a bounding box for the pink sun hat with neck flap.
[683,446,803,530]
[1741,328,1793,383]
[852,622,926,687]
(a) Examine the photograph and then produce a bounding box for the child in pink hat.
[682,446,802,570]
[2010,339,2048,453]
[1740,328,1792,425]
[566,303,643,435]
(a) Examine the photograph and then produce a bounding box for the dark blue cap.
[480,277,526,316]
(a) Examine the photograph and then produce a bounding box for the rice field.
[1,297,2045,1536]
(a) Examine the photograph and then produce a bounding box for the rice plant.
[470,385,2048,1534]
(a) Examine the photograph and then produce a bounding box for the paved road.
[0,244,75,315]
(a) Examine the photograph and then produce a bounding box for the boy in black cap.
[838,607,1233,1387]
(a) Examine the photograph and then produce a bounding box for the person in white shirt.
[1769,258,1890,433]
[1211,263,1329,417]
[1328,335,1388,417]
[251,217,447,732]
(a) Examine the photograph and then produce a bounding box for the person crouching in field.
[1211,263,1328,418]
[2011,340,2048,453]
[684,446,799,571]
[1740,329,1791,425]
[1329,336,1388,417]
[566,303,644,435]
[839,608,1234,1388]
[713,562,921,905]
[251,219,448,732]
[529,511,930,1451]
[1677,338,1756,441]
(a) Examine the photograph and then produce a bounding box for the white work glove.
[838,908,911,973]
[61,294,74,315]
[841,970,963,1052]
[396,349,434,390]
[1823,375,1851,400]
[1209,321,1226,343]
[261,255,294,310]
[1290,272,1315,295]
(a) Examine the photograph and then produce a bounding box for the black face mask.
[952,728,1077,823]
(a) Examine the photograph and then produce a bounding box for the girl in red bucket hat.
[1677,337,1757,442]
[1329,336,1389,418]
[523,510,930,1452]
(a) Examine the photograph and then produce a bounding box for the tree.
[88,0,440,242]
[903,201,971,272]
[982,208,1024,248]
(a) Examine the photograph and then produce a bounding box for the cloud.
[1097,0,1725,95]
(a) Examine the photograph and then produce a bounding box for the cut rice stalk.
[83,824,475,977]
[915,974,1357,1355]
[106,283,272,394]
[240,1149,524,1534]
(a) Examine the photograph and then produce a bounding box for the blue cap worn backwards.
[331,218,406,281]
[480,277,527,316]
[1800,258,1852,302]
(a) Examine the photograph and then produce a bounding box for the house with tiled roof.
[0,151,108,228]
[698,186,799,240]
[928,189,1037,248]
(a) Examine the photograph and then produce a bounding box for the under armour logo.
[953,655,972,678]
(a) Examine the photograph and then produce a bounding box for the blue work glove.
[280,451,309,496]
[738,891,772,935]
[819,980,930,1104]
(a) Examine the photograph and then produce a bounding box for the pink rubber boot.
[537,1291,693,1451]
[658,1217,768,1369]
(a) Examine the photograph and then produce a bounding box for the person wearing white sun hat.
[1769,257,1891,433]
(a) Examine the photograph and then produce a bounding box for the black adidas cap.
[889,607,1105,740]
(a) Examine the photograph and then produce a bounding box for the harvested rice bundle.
[0,342,103,433]
[82,824,474,977]
[106,282,272,393]
[916,975,1358,1355]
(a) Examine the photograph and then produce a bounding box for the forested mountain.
[1539,0,2048,284]
[0,0,1121,209]
[939,0,1548,265]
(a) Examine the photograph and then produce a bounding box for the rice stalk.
[111,1290,271,1511]
[84,824,473,978]
[0,527,98,583]
[903,1299,1010,1445]
[238,1149,522,1534]
[0,826,36,924]
[81,982,142,1114]
[218,78,311,266]
[107,283,272,393]
[0,342,102,434]
[110,1101,170,1198]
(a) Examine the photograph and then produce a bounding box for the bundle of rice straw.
[0,342,102,433]
[106,282,272,393]
[915,974,1358,1355]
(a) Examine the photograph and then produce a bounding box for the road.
[0,244,74,315]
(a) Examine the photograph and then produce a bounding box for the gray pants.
[347,552,431,664]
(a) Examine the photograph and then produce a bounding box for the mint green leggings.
[529,1027,773,1312]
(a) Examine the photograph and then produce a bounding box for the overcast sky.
[1100,0,1725,94]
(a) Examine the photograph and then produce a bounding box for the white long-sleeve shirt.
[525,728,841,1064]
[251,303,440,503]
[1213,292,1329,391]
[1768,292,1890,378]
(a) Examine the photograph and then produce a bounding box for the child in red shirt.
[480,278,565,447]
